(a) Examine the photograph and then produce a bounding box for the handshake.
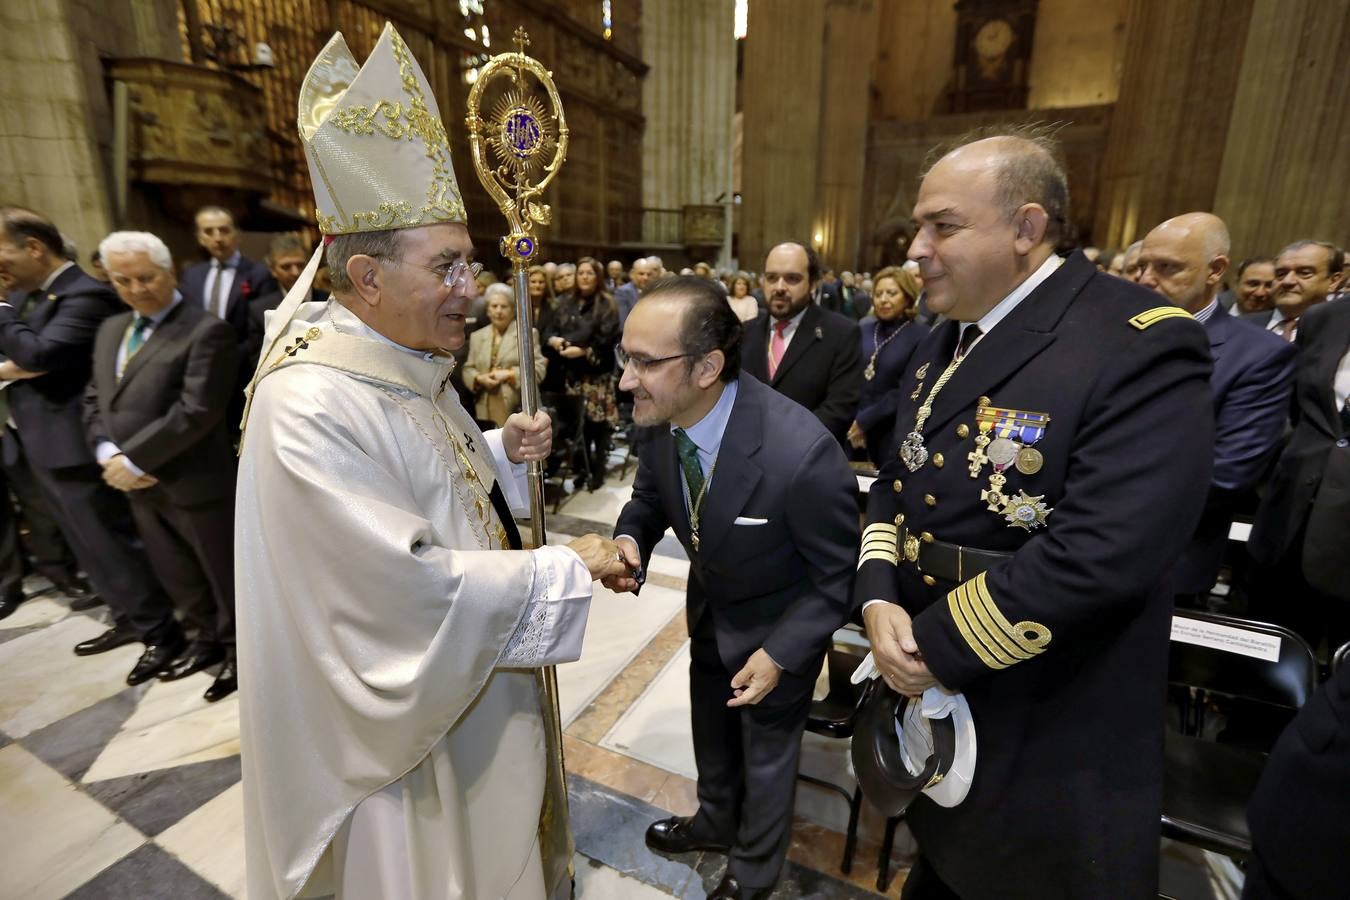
[564,534,643,593]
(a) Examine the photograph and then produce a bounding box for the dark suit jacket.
[1246,661,1350,898]
[1175,309,1296,593]
[180,255,275,348]
[854,317,929,436]
[0,266,123,469]
[614,374,859,675]
[741,304,863,445]
[1250,299,1350,599]
[854,253,1214,896]
[817,280,844,314]
[84,300,239,506]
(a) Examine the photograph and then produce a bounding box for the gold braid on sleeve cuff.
[858,522,899,569]
[946,571,1052,670]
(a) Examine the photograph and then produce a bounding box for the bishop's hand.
[566,534,631,581]
[502,410,552,463]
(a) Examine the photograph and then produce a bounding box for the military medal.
[898,431,929,471]
[981,471,1009,511]
[1002,491,1052,530]
[986,437,1018,468]
[681,457,718,552]
[967,421,992,478]
[1015,446,1044,475]
[899,355,967,472]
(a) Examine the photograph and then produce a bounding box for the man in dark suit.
[1138,214,1297,600]
[247,234,327,373]
[89,232,241,702]
[179,206,276,434]
[742,241,863,446]
[0,207,182,682]
[1219,256,1276,316]
[608,277,859,900]
[1240,240,1344,340]
[615,256,656,328]
[1242,657,1350,899]
[1248,296,1350,649]
[857,134,1212,898]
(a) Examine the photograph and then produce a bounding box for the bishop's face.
[376,223,476,352]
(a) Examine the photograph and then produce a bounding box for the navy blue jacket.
[854,316,928,436]
[0,266,122,468]
[615,374,859,676]
[1174,307,1296,593]
[854,253,1213,897]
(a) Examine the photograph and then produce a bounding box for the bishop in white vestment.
[235,24,626,900]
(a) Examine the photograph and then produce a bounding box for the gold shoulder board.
[1129,306,1193,330]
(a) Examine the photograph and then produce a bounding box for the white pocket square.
[733,516,768,526]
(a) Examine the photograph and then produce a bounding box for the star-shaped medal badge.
[1001,490,1052,531]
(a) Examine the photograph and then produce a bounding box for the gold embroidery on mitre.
[1129,306,1193,330]
[299,23,467,235]
[858,522,899,568]
[946,571,1052,670]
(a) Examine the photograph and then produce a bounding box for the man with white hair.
[88,231,241,701]
[0,207,181,677]
[236,24,626,899]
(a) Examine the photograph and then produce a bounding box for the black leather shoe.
[644,816,730,855]
[50,573,93,599]
[0,591,25,621]
[203,660,237,702]
[708,874,773,900]
[74,623,140,656]
[127,641,185,685]
[158,644,225,681]
[69,593,105,612]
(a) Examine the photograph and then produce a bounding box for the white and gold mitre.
[298,22,467,235]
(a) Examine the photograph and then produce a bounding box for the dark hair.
[0,207,64,256]
[769,241,822,283]
[575,256,617,318]
[644,275,741,383]
[923,122,1072,244]
[1278,240,1345,277]
[1235,256,1275,279]
[325,228,402,292]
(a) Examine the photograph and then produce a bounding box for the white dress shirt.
[204,251,241,317]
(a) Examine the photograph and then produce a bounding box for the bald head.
[1138,212,1230,313]
[926,135,1070,246]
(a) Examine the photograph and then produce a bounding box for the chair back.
[1168,610,1317,709]
[1334,641,1350,676]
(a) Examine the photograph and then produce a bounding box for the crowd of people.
[1,131,1346,897]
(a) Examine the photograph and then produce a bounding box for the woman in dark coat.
[543,257,620,490]
[847,265,928,464]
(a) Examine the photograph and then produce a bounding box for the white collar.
[960,253,1064,341]
[39,261,75,291]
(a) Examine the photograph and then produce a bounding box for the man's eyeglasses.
[615,345,696,374]
[393,257,484,291]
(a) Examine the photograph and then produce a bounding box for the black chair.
[796,648,866,875]
[1162,610,1318,859]
[1334,641,1350,676]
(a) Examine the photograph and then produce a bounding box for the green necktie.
[673,427,704,500]
[125,316,152,361]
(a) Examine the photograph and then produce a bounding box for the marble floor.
[0,457,1242,899]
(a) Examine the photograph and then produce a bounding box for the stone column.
[815,0,880,272]
[1212,0,1350,261]
[1091,0,1255,248]
[640,0,736,264]
[739,0,826,273]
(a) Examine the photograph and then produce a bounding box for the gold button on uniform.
[923,575,937,586]
[892,480,903,493]
[978,396,991,408]
[894,514,905,526]
[921,531,934,543]
[956,424,970,439]
[933,453,945,468]
[924,494,937,507]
